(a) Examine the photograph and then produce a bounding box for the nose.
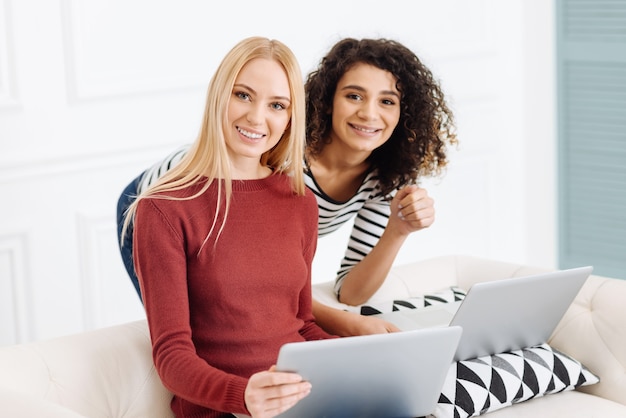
[356,99,378,121]
[246,103,264,125]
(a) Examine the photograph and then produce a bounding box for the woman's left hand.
[348,313,401,335]
[389,185,435,235]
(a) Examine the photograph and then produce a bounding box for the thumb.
[393,184,419,207]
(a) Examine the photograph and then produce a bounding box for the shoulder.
[138,180,210,213]
[303,185,317,204]
[300,187,319,221]
[269,173,317,208]
[356,169,389,201]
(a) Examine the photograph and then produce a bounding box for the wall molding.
[76,213,145,330]
[0,143,180,184]
[60,0,209,103]
[0,0,20,109]
[0,232,32,345]
[76,214,113,330]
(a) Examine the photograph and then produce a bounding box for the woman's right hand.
[244,366,311,418]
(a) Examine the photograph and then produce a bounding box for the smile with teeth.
[237,126,265,139]
[349,123,379,133]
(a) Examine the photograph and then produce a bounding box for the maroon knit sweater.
[133,173,335,417]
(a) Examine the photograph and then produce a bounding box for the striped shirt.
[137,145,394,295]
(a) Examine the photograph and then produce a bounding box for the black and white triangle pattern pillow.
[434,343,599,418]
[344,286,466,316]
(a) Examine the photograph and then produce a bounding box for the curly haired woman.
[117,37,457,337]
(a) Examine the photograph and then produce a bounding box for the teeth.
[353,125,377,133]
[238,127,264,139]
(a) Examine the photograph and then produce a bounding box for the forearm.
[312,299,358,336]
[338,229,408,306]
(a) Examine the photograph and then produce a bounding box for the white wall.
[0,0,556,344]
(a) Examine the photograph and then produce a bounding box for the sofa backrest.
[0,320,174,418]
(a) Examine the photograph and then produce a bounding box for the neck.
[309,143,370,174]
[230,159,273,180]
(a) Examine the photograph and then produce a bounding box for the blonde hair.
[121,37,306,248]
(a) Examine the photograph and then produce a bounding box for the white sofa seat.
[0,255,624,417]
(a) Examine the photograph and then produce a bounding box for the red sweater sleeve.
[134,198,250,414]
[296,210,337,342]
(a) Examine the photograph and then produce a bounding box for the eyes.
[233,91,288,111]
[235,91,250,101]
[270,102,287,111]
[345,92,398,107]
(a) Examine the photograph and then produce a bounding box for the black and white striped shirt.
[137,145,393,295]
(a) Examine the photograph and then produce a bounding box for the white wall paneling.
[0,233,31,345]
[0,0,19,109]
[60,0,216,101]
[76,213,145,331]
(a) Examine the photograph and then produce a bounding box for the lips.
[237,126,265,139]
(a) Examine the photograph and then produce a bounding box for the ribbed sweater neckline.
[224,172,281,192]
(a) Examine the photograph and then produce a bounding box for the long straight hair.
[121,37,306,250]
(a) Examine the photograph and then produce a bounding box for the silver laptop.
[273,326,462,418]
[375,266,592,361]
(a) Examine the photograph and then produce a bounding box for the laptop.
[273,325,462,418]
[375,266,592,362]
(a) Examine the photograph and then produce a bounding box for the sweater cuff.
[223,375,250,415]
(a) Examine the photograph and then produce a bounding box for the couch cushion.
[481,390,626,417]
[343,286,466,315]
[434,343,599,418]
[549,274,626,406]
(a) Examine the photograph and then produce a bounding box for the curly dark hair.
[305,38,458,198]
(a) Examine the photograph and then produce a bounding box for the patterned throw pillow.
[346,286,467,316]
[434,343,599,418]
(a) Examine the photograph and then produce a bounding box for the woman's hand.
[313,299,400,336]
[332,185,435,306]
[244,366,311,418]
[345,312,401,336]
[389,185,435,236]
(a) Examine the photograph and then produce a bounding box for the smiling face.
[226,58,292,173]
[328,63,401,158]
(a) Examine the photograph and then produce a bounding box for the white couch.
[1,255,625,417]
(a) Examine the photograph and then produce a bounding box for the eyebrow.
[233,83,291,103]
[340,84,401,100]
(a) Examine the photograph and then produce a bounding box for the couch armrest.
[0,320,174,418]
[549,274,626,407]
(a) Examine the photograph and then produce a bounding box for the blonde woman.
[125,37,336,418]
[119,37,458,337]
